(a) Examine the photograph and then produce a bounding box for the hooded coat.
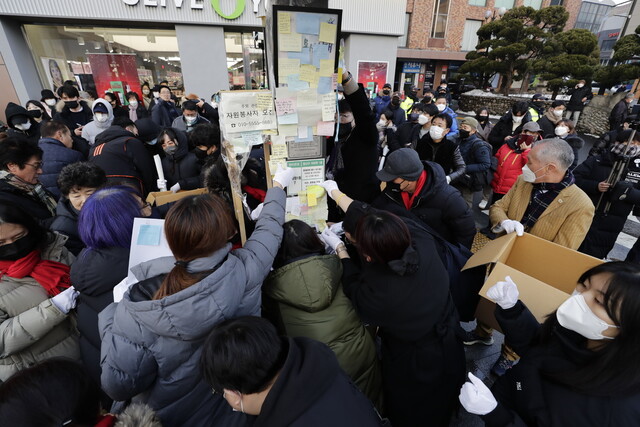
[4,102,41,145]
[488,111,532,153]
[99,187,285,427]
[38,137,84,199]
[82,99,114,146]
[252,337,383,427]
[263,254,381,406]
[491,138,531,195]
[160,129,201,190]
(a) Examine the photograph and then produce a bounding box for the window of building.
[468,0,486,7]
[431,0,451,39]
[600,39,617,52]
[224,32,267,90]
[494,0,515,10]
[523,0,542,9]
[575,2,612,33]
[549,0,563,6]
[399,13,411,47]
[461,20,483,51]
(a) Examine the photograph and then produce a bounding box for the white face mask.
[418,114,430,126]
[429,125,445,140]
[556,293,618,340]
[577,83,584,88]
[94,113,109,123]
[153,92,160,98]
[553,109,564,117]
[376,119,388,130]
[45,99,56,106]
[129,101,138,109]
[555,126,569,137]
[15,122,31,131]
[512,115,523,123]
[436,103,446,112]
[185,115,198,125]
[521,164,546,183]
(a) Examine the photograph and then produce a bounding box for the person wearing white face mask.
[553,119,584,170]
[488,101,531,154]
[81,99,113,146]
[125,91,149,123]
[566,80,593,126]
[434,95,459,137]
[4,102,42,145]
[537,100,567,138]
[459,262,640,426]
[171,100,210,133]
[415,113,466,184]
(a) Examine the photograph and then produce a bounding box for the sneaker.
[462,331,495,346]
[478,199,488,210]
[491,355,515,376]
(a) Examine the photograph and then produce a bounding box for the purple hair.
[78,185,142,250]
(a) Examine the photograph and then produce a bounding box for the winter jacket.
[49,198,83,256]
[4,102,42,145]
[575,152,640,259]
[38,137,84,198]
[441,105,459,138]
[457,133,492,191]
[476,120,493,142]
[373,93,391,120]
[413,130,466,183]
[71,246,129,388]
[151,100,180,128]
[373,160,476,249]
[99,187,286,427]
[567,85,593,111]
[53,100,93,133]
[341,204,465,427]
[263,254,381,405]
[0,233,79,381]
[82,99,114,146]
[253,337,383,427]
[537,110,563,139]
[492,140,531,195]
[160,130,201,190]
[490,175,594,249]
[482,300,640,426]
[609,99,630,132]
[89,126,157,196]
[0,179,55,228]
[561,134,585,170]
[171,114,210,133]
[386,103,406,126]
[488,111,531,153]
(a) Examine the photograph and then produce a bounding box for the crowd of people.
[0,74,639,427]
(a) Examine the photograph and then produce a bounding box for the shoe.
[462,331,495,346]
[478,199,488,210]
[491,355,515,376]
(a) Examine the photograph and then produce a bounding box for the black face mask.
[477,115,489,122]
[65,100,79,109]
[382,89,391,95]
[194,148,209,160]
[0,233,39,261]
[386,181,402,192]
[28,110,42,119]
[409,113,419,122]
[423,96,432,104]
[391,99,400,106]
[338,123,352,140]
[459,129,470,139]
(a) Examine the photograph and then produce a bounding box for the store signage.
[122,0,252,20]
[402,61,421,74]
[608,32,620,38]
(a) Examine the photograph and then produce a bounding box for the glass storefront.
[224,31,267,90]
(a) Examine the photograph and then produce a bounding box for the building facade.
[574,0,615,34]
[597,0,634,65]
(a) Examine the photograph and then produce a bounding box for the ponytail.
[153,261,202,300]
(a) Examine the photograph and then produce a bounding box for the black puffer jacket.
[160,129,201,190]
[575,152,640,259]
[49,198,83,256]
[4,102,41,145]
[488,111,531,153]
[373,160,476,249]
[412,129,466,183]
[70,246,130,387]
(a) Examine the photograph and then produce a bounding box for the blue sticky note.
[295,127,314,142]
[317,77,334,94]
[287,47,311,65]
[137,224,162,246]
[312,44,331,68]
[287,74,310,91]
[296,14,320,35]
[279,113,299,125]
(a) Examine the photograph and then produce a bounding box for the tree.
[459,6,568,95]
[532,29,600,98]
[594,25,640,94]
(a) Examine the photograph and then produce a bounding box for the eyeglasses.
[24,162,44,170]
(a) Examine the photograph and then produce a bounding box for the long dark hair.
[539,262,640,396]
[275,220,325,267]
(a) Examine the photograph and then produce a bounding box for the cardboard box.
[463,233,602,332]
[146,188,207,206]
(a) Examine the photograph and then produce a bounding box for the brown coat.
[490,176,594,249]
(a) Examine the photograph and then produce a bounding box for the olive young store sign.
[121,0,261,20]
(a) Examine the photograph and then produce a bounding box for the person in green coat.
[263,220,382,408]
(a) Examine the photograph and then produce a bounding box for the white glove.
[170,182,181,193]
[329,221,344,236]
[157,179,167,191]
[459,373,498,415]
[273,165,295,188]
[321,180,340,200]
[319,227,344,253]
[250,203,264,220]
[446,176,452,184]
[486,276,519,310]
[51,286,79,314]
[500,219,524,236]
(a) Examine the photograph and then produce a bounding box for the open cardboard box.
[146,188,207,206]
[463,233,603,332]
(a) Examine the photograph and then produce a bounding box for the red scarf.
[401,170,428,210]
[0,250,71,296]
[242,185,266,203]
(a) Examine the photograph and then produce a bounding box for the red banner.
[357,61,389,94]
[86,54,141,104]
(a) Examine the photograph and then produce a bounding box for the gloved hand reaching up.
[273,165,295,188]
[486,276,519,310]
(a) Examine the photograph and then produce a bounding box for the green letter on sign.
[211,0,245,20]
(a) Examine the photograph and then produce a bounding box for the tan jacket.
[490,176,594,249]
[0,233,79,380]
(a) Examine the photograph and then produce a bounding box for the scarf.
[611,142,640,158]
[401,170,428,210]
[521,170,575,229]
[0,170,57,216]
[544,109,561,125]
[242,185,266,203]
[129,106,138,122]
[0,250,71,296]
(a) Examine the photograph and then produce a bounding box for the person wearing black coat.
[151,86,180,128]
[488,102,531,154]
[89,124,157,196]
[4,102,41,146]
[158,128,201,191]
[413,114,466,184]
[609,93,634,132]
[576,134,640,259]
[566,81,593,126]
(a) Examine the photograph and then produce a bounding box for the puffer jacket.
[0,233,79,381]
[263,254,381,406]
[491,139,530,195]
[99,187,286,427]
[81,99,114,146]
[4,102,41,145]
[49,198,83,256]
[38,137,84,198]
[160,129,201,190]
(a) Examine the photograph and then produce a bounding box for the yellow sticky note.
[307,192,317,207]
[278,58,300,78]
[256,93,273,110]
[272,143,288,159]
[321,93,335,122]
[279,33,302,52]
[319,59,334,77]
[299,64,318,83]
[278,12,291,34]
[319,22,337,44]
[278,124,298,136]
